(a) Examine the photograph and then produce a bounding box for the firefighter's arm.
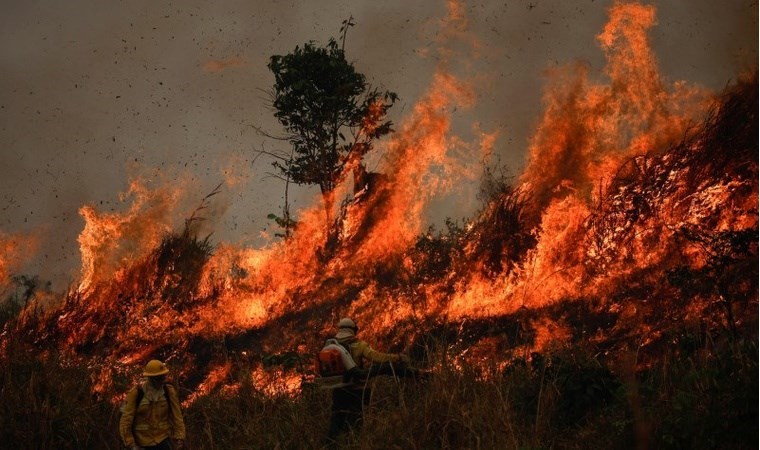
[166,385,186,441]
[344,366,368,382]
[358,341,408,364]
[118,388,139,447]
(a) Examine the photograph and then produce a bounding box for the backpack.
[316,339,357,377]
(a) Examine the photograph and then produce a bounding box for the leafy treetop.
[268,38,397,211]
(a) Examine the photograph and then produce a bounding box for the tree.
[267,23,397,239]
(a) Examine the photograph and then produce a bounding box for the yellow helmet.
[143,359,169,377]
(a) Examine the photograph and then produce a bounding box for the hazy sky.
[1,0,757,288]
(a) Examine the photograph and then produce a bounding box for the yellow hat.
[143,359,169,377]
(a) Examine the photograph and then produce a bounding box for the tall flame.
[520,1,706,224]
[76,178,184,295]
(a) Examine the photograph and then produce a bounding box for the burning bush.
[464,166,537,278]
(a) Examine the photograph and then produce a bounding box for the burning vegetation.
[1,1,757,448]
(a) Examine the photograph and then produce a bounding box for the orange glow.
[0,232,36,288]
[184,361,233,406]
[251,367,303,398]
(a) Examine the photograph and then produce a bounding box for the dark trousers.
[143,439,173,450]
[327,386,371,441]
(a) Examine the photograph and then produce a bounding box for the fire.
[520,2,706,225]
[346,71,475,265]
[184,361,233,406]
[251,367,303,398]
[3,0,756,408]
[76,178,184,295]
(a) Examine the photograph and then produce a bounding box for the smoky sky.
[0,0,757,288]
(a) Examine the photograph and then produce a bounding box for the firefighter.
[327,317,411,442]
[120,359,186,450]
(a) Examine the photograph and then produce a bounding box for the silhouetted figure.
[324,318,411,443]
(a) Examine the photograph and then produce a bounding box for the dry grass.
[1,332,755,450]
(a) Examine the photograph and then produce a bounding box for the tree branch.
[254,147,290,162]
[263,171,296,183]
[249,124,290,141]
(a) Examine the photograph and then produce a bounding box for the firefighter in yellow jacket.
[120,360,186,450]
[327,317,410,441]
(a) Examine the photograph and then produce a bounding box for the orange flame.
[520,2,706,224]
[76,178,183,294]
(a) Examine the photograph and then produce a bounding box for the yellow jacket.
[119,380,186,447]
[338,337,403,368]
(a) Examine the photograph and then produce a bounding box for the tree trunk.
[321,186,334,244]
